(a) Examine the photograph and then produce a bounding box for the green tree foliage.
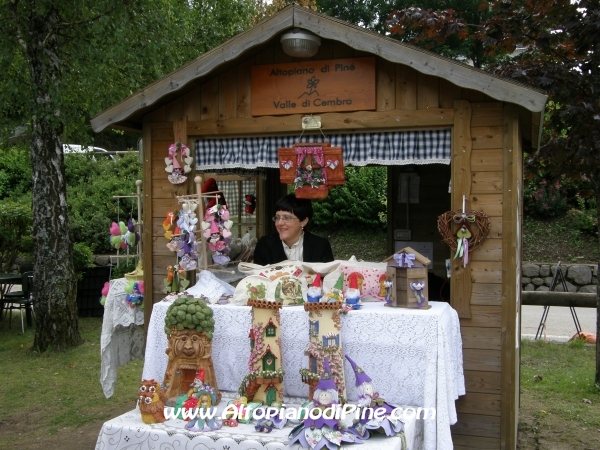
[65,153,143,254]
[164,296,215,337]
[0,146,32,199]
[0,0,258,352]
[0,201,33,273]
[312,166,387,228]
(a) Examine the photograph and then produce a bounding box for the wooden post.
[451,100,473,319]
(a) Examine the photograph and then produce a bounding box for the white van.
[63,144,114,160]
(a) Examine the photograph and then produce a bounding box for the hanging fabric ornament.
[99,281,110,306]
[454,225,472,267]
[243,194,256,214]
[109,220,138,250]
[165,141,193,185]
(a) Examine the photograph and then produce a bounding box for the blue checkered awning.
[195,129,451,170]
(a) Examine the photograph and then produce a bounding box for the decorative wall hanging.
[165,141,193,185]
[437,196,490,268]
[278,142,345,199]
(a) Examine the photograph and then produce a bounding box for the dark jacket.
[253,231,334,266]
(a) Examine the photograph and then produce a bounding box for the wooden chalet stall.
[91,5,547,449]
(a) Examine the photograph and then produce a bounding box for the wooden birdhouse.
[384,246,431,309]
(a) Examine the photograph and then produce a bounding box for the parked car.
[63,144,115,160]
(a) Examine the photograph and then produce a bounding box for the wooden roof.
[91,4,547,144]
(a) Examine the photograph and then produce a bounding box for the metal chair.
[5,271,34,333]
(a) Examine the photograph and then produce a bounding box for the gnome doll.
[325,273,345,303]
[307,273,323,303]
[288,358,364,449]
[345,355,404,437]
[344,274,361,309]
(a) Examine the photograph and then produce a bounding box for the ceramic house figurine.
[300,295,347,401]
[238,299,285,405]
[384,246,431,309]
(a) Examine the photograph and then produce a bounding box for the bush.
[567,196,598,236]
[0,145,32,200]
[0,200,33,272]
[312,166,387,228]
[524,178,570,219]
[72,242,94,275]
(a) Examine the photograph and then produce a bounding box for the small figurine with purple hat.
[288,358,364,449]
[345,355,404,437]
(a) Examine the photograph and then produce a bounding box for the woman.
[253,194,334,265]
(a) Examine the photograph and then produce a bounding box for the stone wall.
[522,263,598,293]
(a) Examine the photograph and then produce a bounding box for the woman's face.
[274,210,308,247]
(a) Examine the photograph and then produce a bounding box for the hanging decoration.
[278,142,345,199]
[109,219,140,250]
[201,203,233,266]
[437,195,490,268]
[165,141,193,185]
[243,194,256,214]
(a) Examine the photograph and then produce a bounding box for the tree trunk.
[17,3,83,351]
[595,180,600,386]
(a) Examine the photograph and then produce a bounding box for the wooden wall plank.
[453,434,500,449]
[470,238,502,262]
[452,413,501,438]
[376,58,396,111]
[471,283,502,306]
[396,65,417,110]
[455,393,501,416]
[464,370,502,394]
[218,68,238,120]
[471,126,503,149]
[471,261,502,284]
[462,326,501,350]
[417,73,439,109]
[142,117,155,326]
[471,149,502,172]
[463,348,501,372]
[333,41,354,59]
[451,100,472,319]
[165,97,184,121]
[489,217,503,238]
[460,305,502,327]
[472,171,502,194]
[200,77,219,120]
[183,86,202,121]
[501,104,520,450]
[439,79,462,109]
[471,194,503,216]
[236,57,254,119]
[186,109,453,136]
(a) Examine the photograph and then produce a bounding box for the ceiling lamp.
[280,29,321,58]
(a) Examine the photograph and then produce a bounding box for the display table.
[100,277,145,398]
[95,392,418,450]
[143,301,464,450]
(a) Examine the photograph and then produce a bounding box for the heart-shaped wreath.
[437,210,490,261]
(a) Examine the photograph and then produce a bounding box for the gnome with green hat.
[325,273,345,303]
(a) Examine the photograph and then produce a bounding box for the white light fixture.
[280,29,321,58]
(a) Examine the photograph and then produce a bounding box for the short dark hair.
[274,194,313,221]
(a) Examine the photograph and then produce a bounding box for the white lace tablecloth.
[100,277,145,398]
[95,392,416,450]
[142,301,463,450]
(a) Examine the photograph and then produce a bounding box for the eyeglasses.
[272,214,298,223]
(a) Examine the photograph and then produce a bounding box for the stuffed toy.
[165,141,193,185]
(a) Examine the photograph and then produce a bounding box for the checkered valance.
[195,130,451,170]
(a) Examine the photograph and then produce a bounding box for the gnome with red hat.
[307,273,323,303]
[344,273,361,310]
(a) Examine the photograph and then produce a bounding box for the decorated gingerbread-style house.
[385,246,431,309]
[300,302,347,402]
[239,299,284,405]
[92,4,548,447]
